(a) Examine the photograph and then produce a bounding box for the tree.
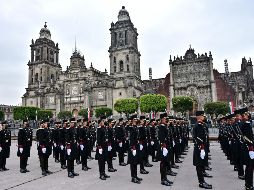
[204,101,228,116]
[37,110,53,121]
[78,108,93,119]
[172,96,194,114]
[140,94,167,113]
[95,107,113,118]
[114,98,138,115]
[0,110,4,121]
[13,106,39,120]
[57,111,72,120]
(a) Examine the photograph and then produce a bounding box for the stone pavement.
[0,141,246,190]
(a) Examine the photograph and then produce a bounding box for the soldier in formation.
[218,107,254,190]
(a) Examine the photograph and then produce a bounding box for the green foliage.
[114,98,138,114]
[140,94,167,113]
[78,108,93,119]
[37,110,53,121]
[57,111,72,120]
[172,96,194,113]
[13,106,39,120]
[95,107,113,118]
[0,110,4,121]
[204,101,228,116]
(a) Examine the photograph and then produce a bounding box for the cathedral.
[22,6,254,116]
[22,6,143,116]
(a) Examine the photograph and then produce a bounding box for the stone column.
[210,59,217,102]
[169,64,174,111]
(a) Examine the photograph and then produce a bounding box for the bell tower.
[28,22,61,87]
[109,6,141,78]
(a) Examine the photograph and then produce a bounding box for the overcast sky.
[1,0,254,106]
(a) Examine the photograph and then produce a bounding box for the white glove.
[0,147,2,152]
[140,144,143,151]
[19,148,23,153]
[119,142,122,147]
[200,149,205,159]
[54,143,57,147]
[80,145,84,151]
[249,151,254,159]
[179,139,182,143]
[108,146,112,152]
[151,141,154,146]
[67,149,71,155]
[132,149,137,156]
[163,147,168,157]
[60,145,64,150]
[99,148,103,154]
[173,141,175,147]
[42,148,46,154]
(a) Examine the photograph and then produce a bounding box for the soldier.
[149,119,158,162]
[76,119,82,165]
[36,119,53,176]
[127,114,142,184]
[52,121,61,163]
[78,118,91,171]
[193,111,212,189]
[115,118,127,166]
[95,116,110,180]
[59,120,67,169]
[17,119,32,173]
[106,119,117,172]
[144,118,153,167]
[66,118,79,178]
[0,121,11,171]
[240,108,254,190]
[158,113,173,186]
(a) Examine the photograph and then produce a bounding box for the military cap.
[196,111,204,116]
[140,115,146,120]
[168,116,174,119]
[77,119,82,123]
[160,113,167,119]
[131,114,138,120]
[54,121,61,125]
[43,118,49,123]
[23,119,28,123]
[119,117,123,122]
[100,115,107,120]
[63,119,68,123]
[234,107,248,115]
[1,120,7,124]
[83,118,88,122]
[69,118,76,123]
[108,119,113,123]
[150,119,155,122]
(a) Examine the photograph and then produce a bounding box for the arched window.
[114,66,116,73]
[35,73,38,82]
[127,65,129,72]
[113,57,116,64]
[119,60,123,72]
[126,54,129,61]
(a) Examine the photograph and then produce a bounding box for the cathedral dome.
[118,6,130,21]
[39,22,51,40]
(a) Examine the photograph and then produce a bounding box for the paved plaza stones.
[0,141,245,190]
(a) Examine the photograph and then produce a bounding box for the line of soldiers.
[192,111,213,189]
[218,107,254,190]
[0,114,190,186]
[0,121,11,171]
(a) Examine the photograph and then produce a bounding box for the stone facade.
[22,6,142,116]
[0,105,15,120]
[169,47,217,110]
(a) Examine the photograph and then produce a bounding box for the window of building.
[126,54,129,61]
[40,76,42,81]
[114,66,116,72]
[119,60,123,72]
[35,73,38,82]
[40,68,42,74]
[113,57,116,64]
[31,69,33,76]
[30,101,33,105]
[119,92,122,96]
[127,65,129,72]
[125,30,127,45]
[31,78,33,83]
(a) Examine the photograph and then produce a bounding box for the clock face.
[49,96,54,104]
[72,86,78,95]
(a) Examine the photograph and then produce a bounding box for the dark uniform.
[193,111,212,189]
[52,122,61,163]
[127,114,142,184]
[0,121,11,171]
[158,113,173,186]
[36,120,53,176]
[95,116,110,180]
[78,119,91,171]
[115,118,127,166]
[106,119,117,172]
[59,120,67,169]
[66,118,79,178]
[17,120,32,173]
